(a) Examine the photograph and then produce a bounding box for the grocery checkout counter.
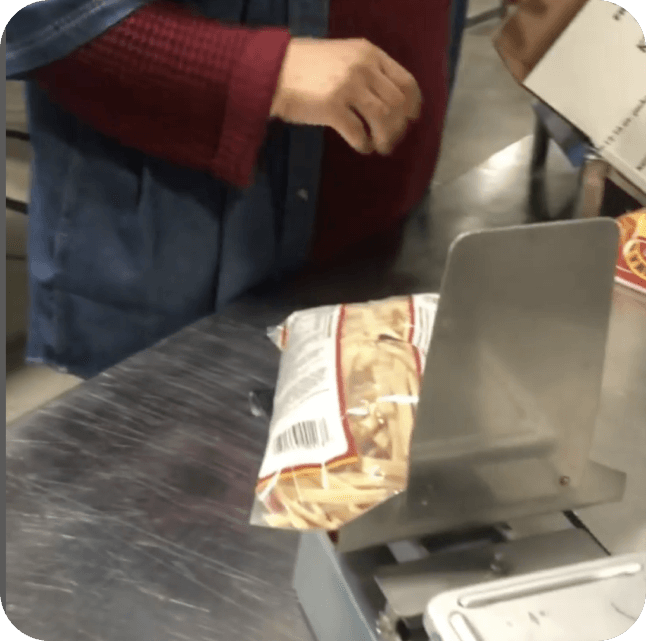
[6,141,646,640]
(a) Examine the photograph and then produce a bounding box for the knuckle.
[348,65,364,85]
[394,92,407,109]
[357,38,375,61]
[378,102,392,120]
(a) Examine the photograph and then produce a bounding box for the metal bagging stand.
[293,219,644,641]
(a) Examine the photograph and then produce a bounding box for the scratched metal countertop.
[7,141,646,639]
[5,182,439,641]
[6,316,311,641]
[7,277,646,641]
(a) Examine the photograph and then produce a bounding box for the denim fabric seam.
[6,0,146,59]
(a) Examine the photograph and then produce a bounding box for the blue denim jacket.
[6,0,465,379]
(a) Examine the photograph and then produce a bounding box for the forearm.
[35,1,291,187]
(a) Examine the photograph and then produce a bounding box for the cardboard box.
[495,0,646,196]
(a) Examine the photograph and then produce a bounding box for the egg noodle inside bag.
[250,294,439,531]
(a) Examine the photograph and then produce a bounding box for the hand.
[270,37,422,155]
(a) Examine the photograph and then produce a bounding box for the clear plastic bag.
[250,294,439,531]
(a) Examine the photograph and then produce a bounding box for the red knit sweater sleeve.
[34,1,292,188]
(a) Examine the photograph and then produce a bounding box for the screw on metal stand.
[376,611,402,641]
[490,551,511,576]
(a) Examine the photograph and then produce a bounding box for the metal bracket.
[332,220,626,552]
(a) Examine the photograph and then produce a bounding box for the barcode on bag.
[272,419,331,456]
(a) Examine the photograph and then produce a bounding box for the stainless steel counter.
[6,137,645,639]
[6,318,310,641]
[576,284,646,554]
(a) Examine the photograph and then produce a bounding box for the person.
[6,0,462,379]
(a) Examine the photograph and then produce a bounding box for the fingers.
[349,43,420,155]
[297,37,423,157]
[367,69,408,116]
[330,106,374,155]
[375,49,422,121]
[354,88,408,155]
